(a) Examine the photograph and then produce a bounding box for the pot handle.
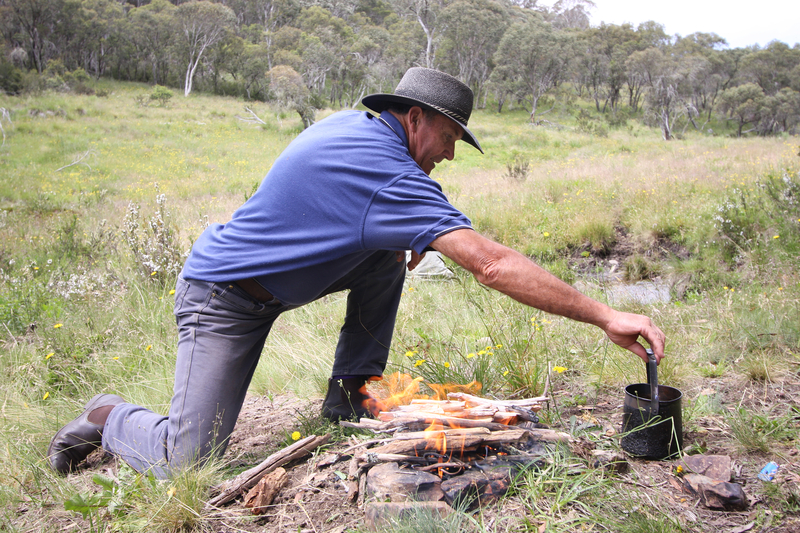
[646,348,660,415]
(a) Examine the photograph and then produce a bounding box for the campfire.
[208,373,576,519]
[328,373,571,512]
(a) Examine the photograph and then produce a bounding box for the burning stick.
[446,392,546,409]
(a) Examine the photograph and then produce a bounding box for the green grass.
[1,81,799,532]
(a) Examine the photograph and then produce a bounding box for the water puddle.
[575,274,672,305]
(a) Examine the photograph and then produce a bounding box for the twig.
[235,106,267,125]
[2,322,18,347]
[337,438,390,456]
[56,149,96,172]
[0,108,10,147]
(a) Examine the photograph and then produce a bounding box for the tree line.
[2,0,799,138]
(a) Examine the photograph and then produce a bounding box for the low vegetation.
[0,83,798,532]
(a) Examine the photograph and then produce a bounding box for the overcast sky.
[569,0,800,49]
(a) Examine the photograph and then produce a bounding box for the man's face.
[408,109,464,175]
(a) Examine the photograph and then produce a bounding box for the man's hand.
[397,250,426,271]
[603,311,666,363]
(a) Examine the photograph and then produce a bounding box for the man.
[49,68,665,478]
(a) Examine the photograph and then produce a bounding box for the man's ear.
[407,106,424,130]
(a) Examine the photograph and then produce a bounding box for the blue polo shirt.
[181,110,472,305]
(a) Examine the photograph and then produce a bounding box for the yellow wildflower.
[466,353,476,359]
[495,344,503,349]
[43,392,50,400]
[443,362,450,368]
[404,351,415,358]
[53,323,63,329]
[291,431,301,441]
[169,289,176,295]
[414,359,425,367]
[46,352,54,360]
[553,366,567,373]
[151,271,157,276]
[543,232,550,237]
[146,345,152,351]
[773,235,779,239]
[503,370,510,376]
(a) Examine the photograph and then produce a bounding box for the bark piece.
[365,462,444,502]
[589,450,630,474]
[243,467,288,515]
[677,455,732,482]
[440,467,513,511]
[682,473,749,511]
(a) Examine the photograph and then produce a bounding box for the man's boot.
[321,377,374,421]
[48,393,126,474]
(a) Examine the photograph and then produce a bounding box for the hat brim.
[362,93,483,154]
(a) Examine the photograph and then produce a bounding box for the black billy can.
[620,349,683,459]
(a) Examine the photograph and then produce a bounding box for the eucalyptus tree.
[626,46,689,140]
[493,13,575,122]
[551,0,594,30]
[672,32,730,126]
[3,0,63,73]
[338,22,391,106]
[717,83,765,136]
[175,0,237,97]
[225,0,301,71]
[756,87,800,134]
[740,41,800,95]
[268,64,316,127]
[390,0,448,68]
[55,0,124,77]
[439,0,509,105]
[574,23,637,112]
[295,5,354,100]
[127,0,176,85]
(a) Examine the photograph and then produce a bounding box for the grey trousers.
[102,250,405,477]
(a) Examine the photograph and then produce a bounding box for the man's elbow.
[471,254,504,287]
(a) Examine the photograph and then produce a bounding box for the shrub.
[0,61,23,95]
[121,189,187,286]
[505,153,530,183]
[150,85,173,107]
[575,109,608,137]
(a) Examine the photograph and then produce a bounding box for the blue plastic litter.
[758,461,779,481]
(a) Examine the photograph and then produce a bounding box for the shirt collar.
[377,111,408,148]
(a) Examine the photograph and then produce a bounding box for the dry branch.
[56,149,96,172]
[207,433,330,508]
[235,106,267,125]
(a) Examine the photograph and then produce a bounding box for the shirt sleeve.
[361,175,472,254]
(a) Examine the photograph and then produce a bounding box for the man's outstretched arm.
[431,228,665,363]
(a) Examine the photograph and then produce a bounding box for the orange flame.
[360,376,386,417]
[367,372,426,410]
[427,380,482,400]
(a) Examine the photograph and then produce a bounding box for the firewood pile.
[323,392,573,508]
[207,391,579,517]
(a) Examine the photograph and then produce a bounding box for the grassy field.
[0,82,799,532]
